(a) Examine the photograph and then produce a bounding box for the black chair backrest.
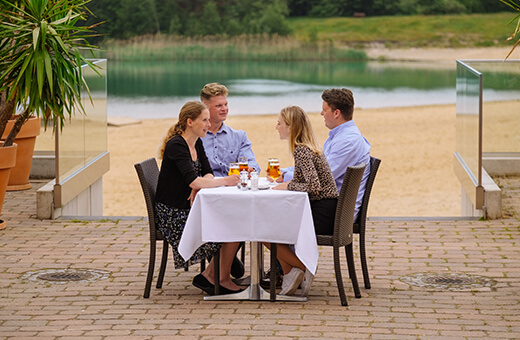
[134,158,160,236]
[354,156,381,229]
[333,163,366,247]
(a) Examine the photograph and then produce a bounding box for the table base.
[203,241,307,302]
[203,285,307,302]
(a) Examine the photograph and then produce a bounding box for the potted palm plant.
[501,0,520,59]
[0,0,100,228]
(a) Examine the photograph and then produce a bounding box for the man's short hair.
[200,83,229,101]
[321,88,354,121]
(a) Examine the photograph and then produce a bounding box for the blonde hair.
[200,82,229,101]
[279,106,322,156]
[158,101,207,159]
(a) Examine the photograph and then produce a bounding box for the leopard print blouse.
[287,145,339,201]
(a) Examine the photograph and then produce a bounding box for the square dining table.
[178,181,318,301]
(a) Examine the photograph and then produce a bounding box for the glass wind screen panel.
[58,59,107,181]
[83,59,108,160]
[456,62,480,184]
[464,61,520,154]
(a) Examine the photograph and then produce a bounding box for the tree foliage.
[85,0,292,41]
[83,0,515,41]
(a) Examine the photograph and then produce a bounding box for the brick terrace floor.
[0,178,519,339]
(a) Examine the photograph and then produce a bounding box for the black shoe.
[218,285,244,295]
[192,274,215,295]
[231,255,245,279]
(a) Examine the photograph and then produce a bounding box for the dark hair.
[321,88,354,121]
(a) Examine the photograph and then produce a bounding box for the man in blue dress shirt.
[199,82,261,279]
[200,82,260,177]
[283,88,371,221]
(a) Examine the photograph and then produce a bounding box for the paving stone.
[1,180,520,338]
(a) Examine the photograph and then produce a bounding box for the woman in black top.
[155,101,242,295]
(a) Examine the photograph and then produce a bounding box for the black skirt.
[310,198,338,235]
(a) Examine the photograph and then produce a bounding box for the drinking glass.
[267,158,281,181]
[228,162,240,176]
[237,157,249,172]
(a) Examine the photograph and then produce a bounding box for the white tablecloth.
[178,185,319,275]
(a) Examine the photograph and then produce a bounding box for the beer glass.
[267,158,281,181]
[238,157,249,172]
[228,162,240,176]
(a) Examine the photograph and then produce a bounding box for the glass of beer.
[238,157,249,172]
[228,162,240,176]
[268,158,281,181]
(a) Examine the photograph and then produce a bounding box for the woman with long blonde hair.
[271,106,339,297]
[155,101,242,295]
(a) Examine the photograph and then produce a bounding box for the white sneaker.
[300,268,315,297]
[279,267,304,296]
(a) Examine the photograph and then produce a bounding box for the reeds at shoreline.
[99,34,367,62]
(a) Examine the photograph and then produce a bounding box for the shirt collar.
[328,120,355,138]
[208,122,228,135]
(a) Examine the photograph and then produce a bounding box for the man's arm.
[238,132,261,174]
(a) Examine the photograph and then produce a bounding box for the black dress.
[155,135,221,269]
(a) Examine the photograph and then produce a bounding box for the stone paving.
[1,179,520,339]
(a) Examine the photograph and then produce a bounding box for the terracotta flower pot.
[1,116,41,191]
[0,142,17,230]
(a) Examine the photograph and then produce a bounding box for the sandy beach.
[105,103,461,217]
[103,46,518,217]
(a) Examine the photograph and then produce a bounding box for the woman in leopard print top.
[273,106,339,235]
[270,106,339,296]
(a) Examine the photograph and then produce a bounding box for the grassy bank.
[99,12,517,61]
[290,12,516,48]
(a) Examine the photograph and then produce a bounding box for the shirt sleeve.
[282,167,294,182]
[237,131,261,174]
[326,138,357,185]
[287,146,321,195]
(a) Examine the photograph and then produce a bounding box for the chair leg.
[156,240,168,289]
[333,246,348,306]
[213,249,220,295]
[240,242,246,264]
[144,239,157,298]
[359,232,371,289]
[345,244,361,299]
[270,243,277,302]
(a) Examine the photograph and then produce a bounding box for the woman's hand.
[188,188,200,206]
[266,175,283,183]
[223,174,240,186]
[272,181,289,190]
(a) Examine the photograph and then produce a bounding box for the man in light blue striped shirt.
[200,83,260,178]
[283,88,371,220]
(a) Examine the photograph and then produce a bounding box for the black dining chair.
[354,156,381,289]
[135,158,222,297]
[134,158,169,298]
[316,163,365,306]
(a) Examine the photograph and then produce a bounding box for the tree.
[197,0,222,35]
[259,0,291,35]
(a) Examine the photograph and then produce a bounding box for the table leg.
[204,242,307,302]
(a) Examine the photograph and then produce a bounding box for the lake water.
[107,60,518,119]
